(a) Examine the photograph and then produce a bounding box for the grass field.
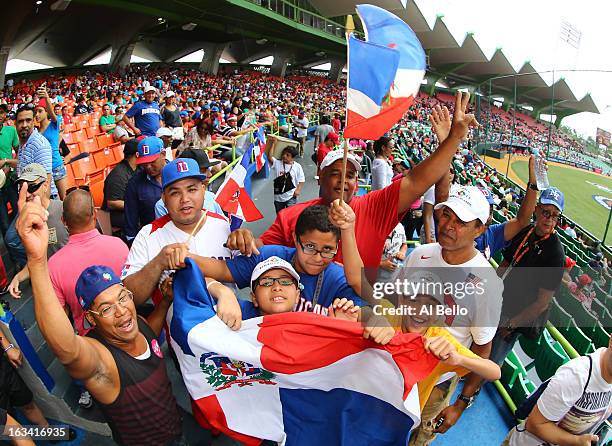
[509,159,612,246]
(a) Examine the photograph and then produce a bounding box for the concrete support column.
[269,49,292,78]
[109,40,137,72]
[199,43,226,75]
[0,47,9,90]
[327,58,344,83]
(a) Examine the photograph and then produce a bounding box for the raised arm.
[397,92,478,214]
[503,155,538,241]
[37,86,57,123]
[188,255,234,282]
[15,185,109,382]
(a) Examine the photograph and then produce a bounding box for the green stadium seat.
[569,266,583,282]
[518,332,543,359]
[561,319,595,356]
[557,290,599,332]
[590,298,608,320]
[549,297,574,331]
[534,331,570,381]
[509,374,536,409]
[592,322,611,349]
[501,357,520,390]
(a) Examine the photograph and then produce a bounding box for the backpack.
[515,355,592,421]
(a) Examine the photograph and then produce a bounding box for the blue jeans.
[489,328,521,366]
[5,216,25,269]
[274,196,297,213]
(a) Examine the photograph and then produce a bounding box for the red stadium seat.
[71,130,87,144]
[96,133,114,149]
[110,142,124,161]
[66,143,80,160]
[69,156,97,183]
[63,132,74,144]
[63,123,75,133]
[89,173,105,208]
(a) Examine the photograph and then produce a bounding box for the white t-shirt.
[121,211,233,281]
[402,243,503,349]
[510,348,612,446]
[295,117,309,137]
[383,223,406,259]
[271,159,305,203]
[371,158,393,191]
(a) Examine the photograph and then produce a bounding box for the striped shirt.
[17,129,58,197]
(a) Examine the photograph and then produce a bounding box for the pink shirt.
[48,229,129,335]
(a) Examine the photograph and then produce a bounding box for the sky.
[413,0,612,138]
[6,0,612,138]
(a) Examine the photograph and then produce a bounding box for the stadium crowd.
[0,66,609,446]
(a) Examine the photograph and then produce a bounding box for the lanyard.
[502,227,552,281]
[292,255,325,310]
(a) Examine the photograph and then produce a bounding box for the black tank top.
[88,318,182,446]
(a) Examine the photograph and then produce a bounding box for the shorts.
[52,164,67,182]
[0,357,33,409]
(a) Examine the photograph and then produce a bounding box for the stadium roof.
[5,0,599,118]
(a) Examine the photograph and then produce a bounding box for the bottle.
[532,148,549,190]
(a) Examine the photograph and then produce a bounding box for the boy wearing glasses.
[192,205,367,317]
[489,187,566,365]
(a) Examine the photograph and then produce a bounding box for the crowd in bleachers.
[0,66,609,446]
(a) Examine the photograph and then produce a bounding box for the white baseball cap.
[319,150,361,172]
[403,270,445,304]
[155,127,173,138]
[250,256,300,290]
[165,91,175,98]
[434,185,490,224]
[144,86,157,94]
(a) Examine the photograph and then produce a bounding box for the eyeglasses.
[16,103,35,114]
[540,209,561,221]
[66,185,90,195]
[16,180,45,194]
[88,289,134,318]
[296,236,337,259]
[254,276,297,289]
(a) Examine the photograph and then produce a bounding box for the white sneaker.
[78,390,93,409]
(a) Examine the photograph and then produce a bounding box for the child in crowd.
[328,199,500,410]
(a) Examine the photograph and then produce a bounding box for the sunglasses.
[16,103,35,114]
[16,180,45,194]
[66,185,90,195]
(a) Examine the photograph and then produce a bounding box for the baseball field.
[484,154,612,247]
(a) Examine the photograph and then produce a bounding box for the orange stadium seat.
[71,130,87,144]
[110,142,124,161]
[66,143,80,160]
[85,126,101,139]
[63,132,75,144]
[91,147,116,170]
[89,174,105,208]
[96,133,114,149]
[70,156,97,183]
[80,138,99,153]
[63,123,75,133]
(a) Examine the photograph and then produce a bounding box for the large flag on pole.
[344,4,426,140]
[214,143,263,228]
[170,259,439,446]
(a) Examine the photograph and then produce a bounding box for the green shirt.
[0,125,18,160]
[99,115,115,134]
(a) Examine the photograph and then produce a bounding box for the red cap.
[564,256,576,269]
[578,274,592,286]
[37,98,47,108]
[327,132,339,144]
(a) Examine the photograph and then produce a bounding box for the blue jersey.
[126,100,161,136]
[226,245,365,316]
[475,222,508,261]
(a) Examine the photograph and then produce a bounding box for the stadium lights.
[36,0,42,4]
[182,22,197,31]
[51,0,71,10]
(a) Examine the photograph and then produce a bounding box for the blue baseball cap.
[479,187,496,205]
[211,106,219,112]
[75,265,122,311]
[162,158,207,190]
[539,187,564,212]
[203,104,211,110]
[179,110,188,117]
[136,136,163,165]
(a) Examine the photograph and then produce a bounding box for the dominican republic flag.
[215,143,263,229]
[253,126,267,172]
[170,259,439,446]
[344,4,426,140]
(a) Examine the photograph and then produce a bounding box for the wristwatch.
[457,393,476,409]
[527,182,538,191]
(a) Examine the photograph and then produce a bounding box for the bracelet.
[4,343,14,353]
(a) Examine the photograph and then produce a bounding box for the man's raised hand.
[225,228,260,257]
[449,91,479,142]
[15,183,49,263]
[429,105,451,143]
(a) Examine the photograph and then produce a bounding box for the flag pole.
[340,14,355,204]
[186,210,207,246]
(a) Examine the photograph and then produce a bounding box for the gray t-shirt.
[47,199,69,258]
[314,124,334,143]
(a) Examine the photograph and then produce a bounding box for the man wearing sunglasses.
[490,186,566,365]
[5,163,67,273]
[15,187,185,445]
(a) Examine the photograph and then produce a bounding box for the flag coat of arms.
[344,4,426,140]
[170,259,439,446]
